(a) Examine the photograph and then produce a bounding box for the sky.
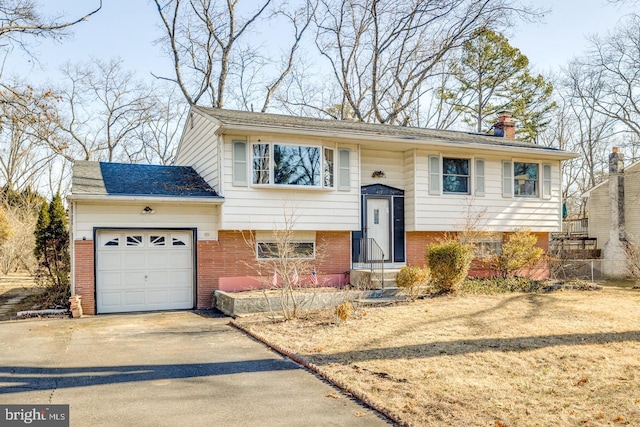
[3,0,638,88]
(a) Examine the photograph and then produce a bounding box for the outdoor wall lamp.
[372,170,386,178]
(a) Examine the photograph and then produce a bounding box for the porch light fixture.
[142,206,155,214]
[372,170,386,178]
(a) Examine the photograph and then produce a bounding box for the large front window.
[514,162,538,197]
[252,143,333,187]
[443,158,470,194]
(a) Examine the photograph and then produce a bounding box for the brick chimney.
[493,111,515,139]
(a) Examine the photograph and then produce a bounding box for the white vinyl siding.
[502,160,513,198]
[173,110,220,190]
[588,160,640,246]
[415,155,563,232]
[232,141,248,186]
[475,159,485,196]
[429,155,440,195]
[222,137,360,231]
[361,149,405,188]
[73,202,219,241]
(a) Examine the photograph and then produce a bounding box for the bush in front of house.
[491,229,544,278]
[460,277,545,294]
[426,241,473,293]
[396,265,430,301]
[334,301,354,323]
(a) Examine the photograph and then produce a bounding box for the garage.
[96,229,194,314]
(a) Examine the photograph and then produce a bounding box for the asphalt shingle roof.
[72,161,220,198]
[196,107,566,153]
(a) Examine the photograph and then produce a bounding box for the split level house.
[69,108,576,315]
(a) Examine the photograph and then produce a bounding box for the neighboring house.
[584,148,636,277]
[69,108,575,315]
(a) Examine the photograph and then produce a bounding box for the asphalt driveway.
[0,312,390,426]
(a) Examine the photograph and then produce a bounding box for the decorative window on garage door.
[171,233,190,247]
[100,233,120,247]
[150,235,166,247]
[126,235,143,247]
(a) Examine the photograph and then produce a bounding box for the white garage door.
[96,230,194,313]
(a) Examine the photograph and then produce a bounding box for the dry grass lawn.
[0,274,40,320]
[239,288,640,426]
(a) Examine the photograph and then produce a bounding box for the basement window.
[257,242,315,260]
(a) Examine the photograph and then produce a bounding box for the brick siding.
[196,230,352,308]
[406,231,550,279]
[73,240,95,315]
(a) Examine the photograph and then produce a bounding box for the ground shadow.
[307,330,640,364]
[0,359,297,395]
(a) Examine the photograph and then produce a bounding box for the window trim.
[323,146,335,189]
[471,234,503,258]
[513,161,540,198]
[256,240,316,260]
[442,157,471,195]
[250,141,336,190]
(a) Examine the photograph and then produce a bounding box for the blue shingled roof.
[98,162,219,198]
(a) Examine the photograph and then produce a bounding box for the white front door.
[366,198,390,261]
[96,230,194,314]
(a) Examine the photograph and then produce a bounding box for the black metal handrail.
[352,237,385,288]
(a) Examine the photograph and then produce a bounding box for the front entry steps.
[349,268,402,290]
[349,268,407,305]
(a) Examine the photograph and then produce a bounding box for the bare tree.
[153,0,315,110]
[0,83,58,192]
[135,85,188,165]
[54,58,155,163]
[310,0,542,124]
[579,14,640,141]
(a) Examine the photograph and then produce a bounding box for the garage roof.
[72,161,221,198]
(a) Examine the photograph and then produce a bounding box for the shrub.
[33,194,70,309]
[492,229,544,278]
[426,241,473,293]
[460,277,545,294]
[334,301,354,323]
[396,266,430,301]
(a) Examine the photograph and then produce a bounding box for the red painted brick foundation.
[197,230,352,308]
[73,229,549,314]
[73,240,95,315]
[406,231,550,279]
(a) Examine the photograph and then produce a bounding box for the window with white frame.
[442,158,470,194]
[472,234,503,258]
[255,231,316,260]
[248,142,335,188]
[252,143,270,184]
[324,147,335,188]
[514,162,539,197]
[257,241,315,259]
[503,161,553,199]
